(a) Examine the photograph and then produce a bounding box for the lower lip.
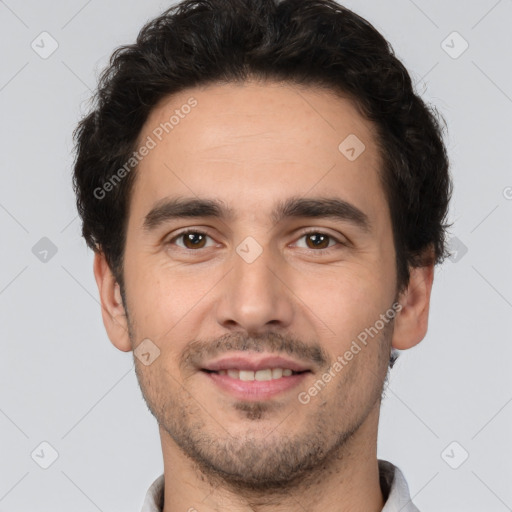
[203,371,310,401]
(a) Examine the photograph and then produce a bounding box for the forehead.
[131,80,387,224]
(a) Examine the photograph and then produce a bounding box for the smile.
[201,368,311,401]
[204,368,306,380]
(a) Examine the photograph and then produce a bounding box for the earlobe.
[93,251,133,352]
[391,263,434,350]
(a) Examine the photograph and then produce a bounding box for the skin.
[93,80,434,512]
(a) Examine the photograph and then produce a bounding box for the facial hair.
[125,302,394,495]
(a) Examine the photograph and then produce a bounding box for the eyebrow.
[142,195,371,233]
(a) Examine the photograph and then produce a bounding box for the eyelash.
[167,229,346,253]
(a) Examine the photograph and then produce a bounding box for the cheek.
[125,255,217,341]
[296,263,394,339]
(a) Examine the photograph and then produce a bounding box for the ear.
[93,251,132,352]
[392,263,435,350]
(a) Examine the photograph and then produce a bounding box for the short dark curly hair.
[72,0,452,293]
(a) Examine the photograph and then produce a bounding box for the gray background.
[1,0,511,510]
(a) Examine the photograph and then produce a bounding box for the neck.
[160,405,385,512]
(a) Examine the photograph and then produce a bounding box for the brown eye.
[171,231,214,250]
[182,232,207,249]
[304,232,332,249]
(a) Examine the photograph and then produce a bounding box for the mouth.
[201,368,310,381]
[199,353,313,401]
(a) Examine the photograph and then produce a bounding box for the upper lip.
[201,353,312,372]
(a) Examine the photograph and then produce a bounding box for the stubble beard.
[126,304,392,494]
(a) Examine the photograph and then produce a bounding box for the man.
[72,0,451,510]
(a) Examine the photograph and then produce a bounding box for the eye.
[168,230,216,250]
[166,229,346,252]
[293,230,344,251]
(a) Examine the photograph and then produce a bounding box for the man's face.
[117,81,400,488]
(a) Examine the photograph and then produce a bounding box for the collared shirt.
[141,459,420,511]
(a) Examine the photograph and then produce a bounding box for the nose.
[215,243,295,334]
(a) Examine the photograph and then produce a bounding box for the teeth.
[255,369,272,381]
[239,370,254,381]
[215,368,301,380]
[271,368,283,379]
